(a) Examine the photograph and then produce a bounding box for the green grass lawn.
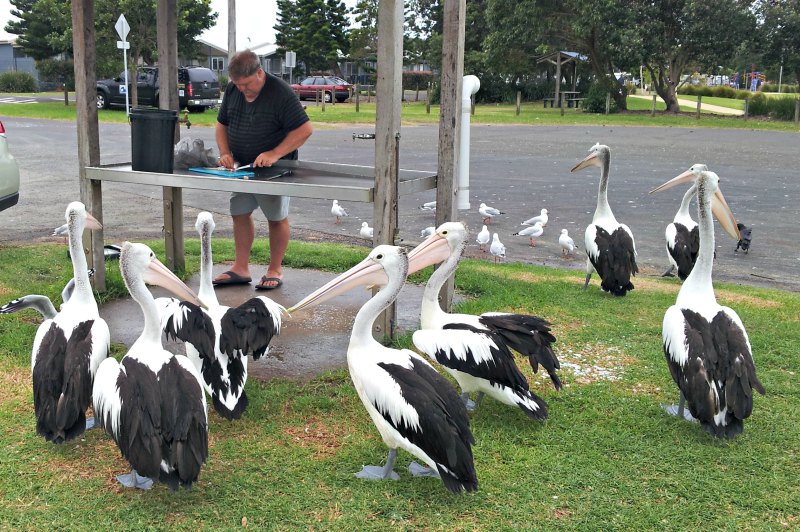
[1,239,798,529]
[2,95,798,131]
[672,94,747,110]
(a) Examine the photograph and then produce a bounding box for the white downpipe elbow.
[458,75,480,210]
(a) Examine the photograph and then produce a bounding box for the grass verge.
[0,239,798,529]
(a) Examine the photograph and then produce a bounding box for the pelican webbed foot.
[116,470,154,490]
[356,448,400,481]
[408,461,440,478]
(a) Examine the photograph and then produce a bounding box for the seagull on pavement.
[522,208,548,227]
[479,203,504,224]
[476,225,490,251]
[420,201,437,212]
[331,200,348,224]
[420,226,435,238]
[559,229,576,257]
[360,222,374,239]
[490,233,506,263]
[512,222,544,247]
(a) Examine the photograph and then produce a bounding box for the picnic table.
[543,91,583,108]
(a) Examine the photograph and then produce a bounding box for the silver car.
[0,118,20,212]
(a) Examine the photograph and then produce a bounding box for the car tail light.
[0,120,5,134]
[188,83,194,97]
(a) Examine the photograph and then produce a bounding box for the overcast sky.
[0,0,358,50]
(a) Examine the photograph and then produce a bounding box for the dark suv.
[96,66,221,112]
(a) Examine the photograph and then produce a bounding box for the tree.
[4,0,72,60]
[275,0,350,76]
[633,0,756,112]
[348,0,379,82]
[758,0,800,86]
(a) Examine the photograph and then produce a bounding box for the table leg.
[162,186,185,273]
[89,179,106,291]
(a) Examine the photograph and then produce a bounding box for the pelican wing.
[219,296,285,360]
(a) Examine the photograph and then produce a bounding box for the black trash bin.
[130,108,178,173]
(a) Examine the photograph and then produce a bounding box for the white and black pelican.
[289,245,478,494]
[652,169,765,438]
[409,222,560,419]
[1,269,96,320]
[571,143,638,295]
[158,212,285,420]
[93,242,209,490]
[28,202,109,444]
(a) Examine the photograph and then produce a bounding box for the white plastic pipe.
[458,75,480,210]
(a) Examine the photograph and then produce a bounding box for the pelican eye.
[441,230,448,236]
[375,253,384,260]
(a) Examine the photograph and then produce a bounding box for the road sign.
[115,14,130,41]
[285,51,296,68]
[116,41,130,50]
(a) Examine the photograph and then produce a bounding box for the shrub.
[761,83,799,93]
[678,84,696,96]
[696,85,713,97]
[734,89,751,100]
[0,71,37,92]
[747,92,769,116]
[582,77,620,114]
[402,71,434,93]
[624,81,637,95]
[710,85,736,99]
[766,95,799,120]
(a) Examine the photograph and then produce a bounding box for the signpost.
[285,51,296,85]
[115,14,131,116]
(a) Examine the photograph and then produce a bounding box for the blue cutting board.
[189,167,255,178]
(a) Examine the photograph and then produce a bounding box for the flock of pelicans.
[0,143,765,495]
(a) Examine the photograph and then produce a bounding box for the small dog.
[735,223,752,254]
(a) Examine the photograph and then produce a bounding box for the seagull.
[360,222,374,239]
[331,200,348,224]
[478,203,504,224]
[420,200,437,212]
[522,208,548,227]
[476,225,490,251]
[735,223,752,253]
[420,226,435,238]
[512,222,544,247]
[490,233,505,263]
[559,229,576,257]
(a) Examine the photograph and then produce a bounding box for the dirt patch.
[552,343,636,386]
[0,365,31,413]
[715,290,782,309]
[283,417,348,458]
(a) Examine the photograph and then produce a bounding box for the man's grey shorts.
[230,192,290,221]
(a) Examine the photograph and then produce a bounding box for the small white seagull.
[479,202,504,224]
[360,222,374,239]
[420,226,435,238]
[512,222,544,247]
[559,229,576,257]
[522,208,548,227]
[420,200,437,212]
[490,233,505,263]
[331,200,348,224]
[476,225,490,251]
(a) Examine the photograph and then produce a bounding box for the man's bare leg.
[258,218,289,288]
[214,212,254,282]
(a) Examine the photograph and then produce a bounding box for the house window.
[211,57,225,71]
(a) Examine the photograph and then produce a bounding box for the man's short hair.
[228,50,261,80]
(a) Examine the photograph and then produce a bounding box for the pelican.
[559,229,576,257]
[289,246,478,494]
[409,222,560,419]
[652,169,764,438]
[476,225,490,251]
[331,200,348,224]
[478,202,504,224]
[571,143,638,296]
[360,222,374,239]
[93,242,209,490]
[522,208,548,227]
[489,233,505,263]
[661,183,700,279]
[1,269,94,320]
[512,222,544,247]
[158,212,285,420]
[28,202,109,444]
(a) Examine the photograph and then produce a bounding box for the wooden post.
[71,0,104,290]
[435,0,466,312]
[605,92,611,115]
[426,82,431,114]
[696,95,702,117]
[516,90,521,116]
[794,99,799,124]
[355,83,360,112]
[651,94,656,116]
[471,93,475,115]
[744,98,749,121]
[555,53,561,109]
[372,0,403,340]
[321,90,326,112]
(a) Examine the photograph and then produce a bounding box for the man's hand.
[253,151,280,168]
[218,152,235,169]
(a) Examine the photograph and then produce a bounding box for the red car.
[291,76,352,103]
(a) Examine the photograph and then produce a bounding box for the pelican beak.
[649,169,695,194]
[407,231,451,273]
[288,255,388,314]
[712,188,741,240]
[571,151,599,172]
[85,212,103,230]
[143,257,207,309]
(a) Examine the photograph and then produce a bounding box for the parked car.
[291,76,352,103]
[96,66,221,112]
[0,119,20,213]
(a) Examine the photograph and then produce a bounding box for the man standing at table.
[214,49,312,290]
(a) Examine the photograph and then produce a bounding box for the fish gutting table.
[84,159,437,275]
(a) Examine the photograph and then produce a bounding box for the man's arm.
[215,122,234,168]
[253,121,313,167]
